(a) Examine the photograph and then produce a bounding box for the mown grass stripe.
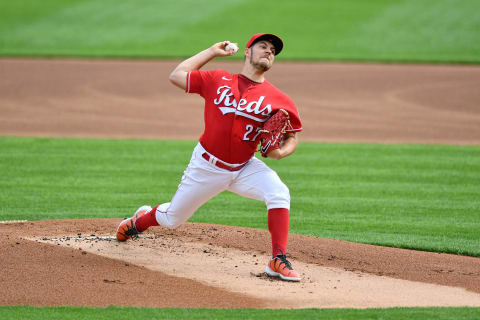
[1,0,479,63]
[1,305,480,320]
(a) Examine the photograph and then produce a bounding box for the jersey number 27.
[243,124,262,141]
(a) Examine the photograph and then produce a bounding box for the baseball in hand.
[225,42,238,54]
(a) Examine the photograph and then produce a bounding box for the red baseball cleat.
[116,205,152,241]
[265,254,301,281]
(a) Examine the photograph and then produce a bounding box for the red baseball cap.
[246,33,283,55]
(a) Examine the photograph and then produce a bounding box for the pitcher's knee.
[157,212,185,229]
[163,219,183,229]
[155,202,187,229]
[265,184,290,210]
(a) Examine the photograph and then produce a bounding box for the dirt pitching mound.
[2,219,480,308]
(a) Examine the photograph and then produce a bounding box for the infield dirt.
[1,58,480,308]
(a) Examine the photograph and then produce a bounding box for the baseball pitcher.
[116,33,303,281]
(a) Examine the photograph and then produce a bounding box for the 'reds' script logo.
[213,85,272,122]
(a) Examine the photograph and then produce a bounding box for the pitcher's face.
[246,40,276,71]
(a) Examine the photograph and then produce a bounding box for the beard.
[250,55,271,72]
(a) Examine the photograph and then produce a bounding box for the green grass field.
[1,0,479,63]
[1,137,479,257]
[2,305,480,320]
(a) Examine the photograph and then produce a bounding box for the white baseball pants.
[154,143,290,228]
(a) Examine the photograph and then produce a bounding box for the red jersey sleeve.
[261,81,302,133]
[186,70,217,97]
[284,99,302,133]
[271,89,302,132]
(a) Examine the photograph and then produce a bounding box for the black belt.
[202,153,248,172]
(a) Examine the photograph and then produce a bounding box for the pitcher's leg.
[267,208,289,256]
[136,148,232,230]
[154,167,228,228]
[228,158,291,255]
[228,157,290,210]
[228,157,300,281]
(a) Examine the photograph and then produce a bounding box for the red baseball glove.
[259,109,292,157]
